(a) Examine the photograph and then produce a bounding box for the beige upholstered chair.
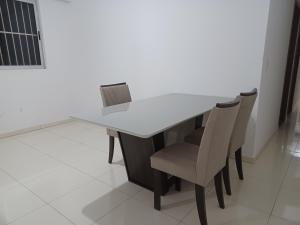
[100,83,132,163]
[151,99,240,225]
[184,89,257,195]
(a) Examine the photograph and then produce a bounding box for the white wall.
[0,0,81,134]
[75,0,269,105]
[1,0,284,159]
[255,0,294,156]
[72,0,271,157]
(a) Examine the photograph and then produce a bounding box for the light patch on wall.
[54,0,72,3]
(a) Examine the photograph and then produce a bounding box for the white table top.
[72,94,233,138]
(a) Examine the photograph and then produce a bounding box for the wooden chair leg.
[235,147,244,180]
[175,177,181,192]
[108,136,115,164]
[154,169,162,210]
[214,171,225,209]
[222,157,232,195]
[195,185,207,225]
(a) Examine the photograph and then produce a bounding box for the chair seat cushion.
[107,128,118,137]
[184,127,205,146]
[151,143,199,183]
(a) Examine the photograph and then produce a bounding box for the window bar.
[0,43,4,65]
[0,31,38,36]
[0,3,11,65]
[27,3,36,65]
[20,2,31,65]
[6,0,19,65]
[13,0,24,65]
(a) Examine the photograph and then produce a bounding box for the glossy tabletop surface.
[72,94,232,138]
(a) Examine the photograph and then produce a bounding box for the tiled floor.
[0,119,299,225]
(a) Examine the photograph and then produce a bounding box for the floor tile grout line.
[0,128,149,224]
[90,190,150,225]
[14,143,134,203]
[10,130,141,197]
[10,120,112,155]
[42,123,110,149]
[2,120,298,225]
[0,161,127,225]
[129,187,196,223]
[15,128,113,157]
[0,166,76,225]
[266,144,296,225]
[177,170,286,225]
[14,136,123,185]
[0,135,132,224]
[13,127,133,195]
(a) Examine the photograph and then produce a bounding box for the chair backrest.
[100,83,132,107]
[229,88,257,154]
[196,99,240,186]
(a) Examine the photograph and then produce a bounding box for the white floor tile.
[20,165,93,203]
[0,170,17,189]
[273,188,300,224]
[44,122,90,138]
[0,183,44,224]
[15,130,62,150]
[229,176,281,213]
[20,136,120,177]
[281,157,300,192]
[94,199,179,225]
[0,139,61,180]
[0,120,298,225]
[133,181,196,221]
[268,215,298,225]
[183,198,269,225]
[9,206,74,225]
[51,180,128,225]
[96,167,129,188]
[230,146,291,183]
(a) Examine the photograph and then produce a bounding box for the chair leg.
[108,136,115,164]
[214,171,225,209]
[175,177,181,192]
[195,185,207,225]
[154,169,162,210]
[235,147,244,180]
[222,157,232,195]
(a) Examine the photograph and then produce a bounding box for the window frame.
[0,0,46,70]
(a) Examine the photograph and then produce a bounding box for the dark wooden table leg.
[118,131,169,193]
[118,132,155,191]
[153,132,169,195]
[195,114,204,129]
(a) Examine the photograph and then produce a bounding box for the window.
[0,0,44,68]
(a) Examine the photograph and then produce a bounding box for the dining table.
[72,93,232,194]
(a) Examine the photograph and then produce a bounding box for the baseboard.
[241,156,256,163]
[0,118,74,139]
[235,128,279,164]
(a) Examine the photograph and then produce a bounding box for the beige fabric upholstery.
[151,143,199,183]
[151,100,240,186]
[106,129,118,137]
[100,83,132,137]
[100,83,132,107]
[185,89,257,156]
[229,89,257,154]
[184,127,205,146]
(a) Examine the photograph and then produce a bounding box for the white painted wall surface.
[0,0,81,134]
[0,0,281,159]
[73,0,270,157]
[74,0,269,108]
[255,0,294,156]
